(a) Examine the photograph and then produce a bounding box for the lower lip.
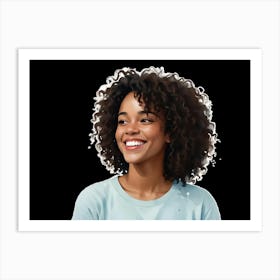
[124,143,145,151]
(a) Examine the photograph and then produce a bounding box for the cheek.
[146,126,165,139]
[151,128,169,144]
[114,129,122,152]
[115,126,122,142]
[115,129,119,142]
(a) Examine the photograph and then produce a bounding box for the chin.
[123,157,144,165]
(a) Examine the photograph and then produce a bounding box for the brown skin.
[115,92,172,200]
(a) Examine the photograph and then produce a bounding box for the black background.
[30,60,250,220]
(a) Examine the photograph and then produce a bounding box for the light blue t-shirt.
[72,176,221,220]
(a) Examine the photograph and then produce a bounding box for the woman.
[72,66,221,220]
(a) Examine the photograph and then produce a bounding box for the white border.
[18,48,262,232]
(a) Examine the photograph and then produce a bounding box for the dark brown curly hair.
[90,66,218,185]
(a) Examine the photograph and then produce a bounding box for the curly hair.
[90,66,219,185]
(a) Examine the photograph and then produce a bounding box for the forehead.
[118,92,143,110]
[118,92,165,121]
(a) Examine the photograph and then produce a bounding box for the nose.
[125,122,140,135]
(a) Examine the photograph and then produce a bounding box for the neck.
[119,163,172,199]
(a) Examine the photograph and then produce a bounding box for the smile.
[125,140,146,147]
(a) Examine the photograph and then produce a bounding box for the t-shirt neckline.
[113,176,176,207]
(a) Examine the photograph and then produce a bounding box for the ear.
[165,134,171,143]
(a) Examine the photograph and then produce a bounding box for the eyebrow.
[117,110,157,117]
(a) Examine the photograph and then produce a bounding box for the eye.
[118,119,127,125]
[141,118,154,124]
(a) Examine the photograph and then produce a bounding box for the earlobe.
[165,134,171,143]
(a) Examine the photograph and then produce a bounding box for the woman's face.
[115,92,170,167]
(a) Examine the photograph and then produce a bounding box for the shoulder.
[173,181,214,202]
[77,176,117,200]
[72,176,117,220]
[173,181,221,220]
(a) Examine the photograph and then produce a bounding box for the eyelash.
[141,118,154,123]
[118,120,127,125]
[117,118,154,125]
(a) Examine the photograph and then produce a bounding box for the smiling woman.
[116,93,169,169]
[72,66,221,220]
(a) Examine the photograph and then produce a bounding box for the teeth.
[126,141,145,147]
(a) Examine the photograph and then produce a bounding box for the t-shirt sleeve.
[71,186,100,220]
[201,189,221,220]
